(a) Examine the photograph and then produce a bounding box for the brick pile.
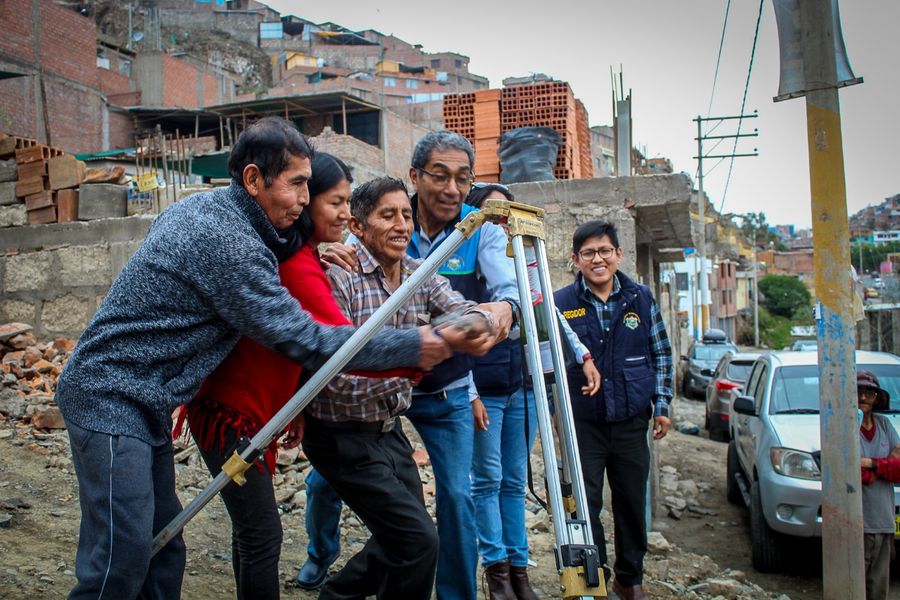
[0,323,74,431]
[443,81,594,182]
[0,133,133,227]
[0,134,83,226]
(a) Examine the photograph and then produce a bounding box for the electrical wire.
[707,0,732,117]
[696,1,732,181]
[719,0,764,213]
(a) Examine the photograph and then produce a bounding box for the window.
[454,59,463,68]
[383,77,396,87]
[259,22,283,40]
[726,361,754,382]
[405,79,419,89]
[753,366,768,409]
[431,59,441,68]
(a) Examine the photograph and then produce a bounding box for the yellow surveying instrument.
[153,199,606,598]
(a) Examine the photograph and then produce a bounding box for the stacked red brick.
[3,136,84,225]
[443,81,593,181]
[472,89,501,183]
[443,90,502,183]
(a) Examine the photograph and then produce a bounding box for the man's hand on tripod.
[473,301,514,342]
[418,325,453,369]
[435,313,494,356]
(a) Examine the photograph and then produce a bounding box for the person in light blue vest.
[403,132,517,600]
[554,220,673,600]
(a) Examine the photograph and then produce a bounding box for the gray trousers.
[863,532,893,600]
[66,420,186,600]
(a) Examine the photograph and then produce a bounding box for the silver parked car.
[726,350,900,572]
[704,351,760,442]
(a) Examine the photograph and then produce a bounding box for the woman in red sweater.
[184,152,372,599]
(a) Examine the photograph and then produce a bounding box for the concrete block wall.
[508,180,639,289]
[0,216,154,338]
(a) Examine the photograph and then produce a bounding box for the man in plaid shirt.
[554,220,673,600]
[302,177,506,600]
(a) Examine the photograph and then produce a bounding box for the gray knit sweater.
[56,183,421,445]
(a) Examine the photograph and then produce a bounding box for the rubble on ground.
[0,322,791,599]
[0,323,73,430]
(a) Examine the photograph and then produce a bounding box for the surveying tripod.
[152,199,606,599]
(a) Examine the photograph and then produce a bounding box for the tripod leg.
[509,233,606,599]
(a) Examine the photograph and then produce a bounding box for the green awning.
[74,148,136,161]
[189,151,230,180]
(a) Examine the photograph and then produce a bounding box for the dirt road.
[0,395,835,599]
[660,397,824,599]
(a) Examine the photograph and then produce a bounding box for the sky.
[265,0,898,229]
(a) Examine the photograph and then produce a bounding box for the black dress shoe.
[294,558,330,590]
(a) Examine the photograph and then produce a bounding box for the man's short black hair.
[228,117,314,187]
[410,131,475,170]
[572,220,620,253]
[350,177,409,225]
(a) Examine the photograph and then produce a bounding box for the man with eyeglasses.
[317,131,517,600]
[553,220,673,600]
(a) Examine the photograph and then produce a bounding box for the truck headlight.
[770,447,821,480]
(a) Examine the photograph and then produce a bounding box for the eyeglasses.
[858,389,878,400]
[577,247,617,261]
[418,168,474,190]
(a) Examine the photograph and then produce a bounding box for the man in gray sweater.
[55,117,468,599]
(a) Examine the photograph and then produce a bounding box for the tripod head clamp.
[479,198,546,240]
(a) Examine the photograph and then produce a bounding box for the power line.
[719,0,764,213]
[707,0,732,117]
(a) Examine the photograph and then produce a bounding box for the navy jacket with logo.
[554,271,656,422]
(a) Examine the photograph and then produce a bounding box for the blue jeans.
[304,468,343,566]
[65,419,186,600]
[405,386,477,600]
[471,388,537,567]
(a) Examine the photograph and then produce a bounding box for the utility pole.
[693,113,758,338]
[773,1,864,597]
[803,4,863,597]
[753,245,760,347]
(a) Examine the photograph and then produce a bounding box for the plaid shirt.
[580,274,674,418]
[306,243,473,422]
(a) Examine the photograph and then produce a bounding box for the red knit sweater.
[184,244,414,473]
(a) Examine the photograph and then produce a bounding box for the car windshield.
[769,363,900,413]
[726,361,754,382]
[791,341,817,351]
[693,344,736,361]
